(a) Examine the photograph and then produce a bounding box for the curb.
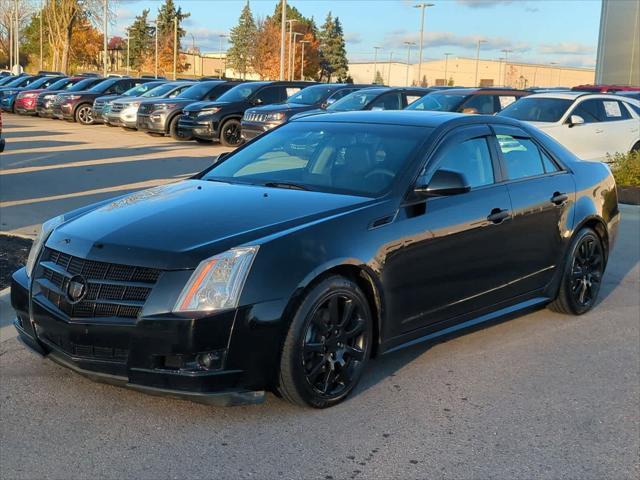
[0,287,17,341]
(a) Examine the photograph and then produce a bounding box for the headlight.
[173,246,259,313]
[43,94,54,100]
[197,107,220,117]
[264,112,285,122]
[125,101,141,109]
[4,90,17,96]
[153,103,171,111]
[25,215,65,278]
[65,95,81,101]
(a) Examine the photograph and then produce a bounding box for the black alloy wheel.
[549,228,605,315]
[169,115,190,141]
[278,276,372,408]
[75,104,93,125]
[220,119,242,147]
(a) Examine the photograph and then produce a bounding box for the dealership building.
[348,57,595,89]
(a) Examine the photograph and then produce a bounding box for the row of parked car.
[1,71,639,160]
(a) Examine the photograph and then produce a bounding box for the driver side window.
[436,137,495,188]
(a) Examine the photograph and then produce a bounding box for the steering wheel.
[364,168,395,181]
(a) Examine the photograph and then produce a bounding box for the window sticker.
[499,96,517,109]
[603,101,622,117]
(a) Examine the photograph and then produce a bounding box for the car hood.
[290,108,325,121]
[184,100,237,112]
[247,103,315,114]
[46,180,372,270]
[140,98,195,107]
[58,90,95,97]
[526,121,560,130]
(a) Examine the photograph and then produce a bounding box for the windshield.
[406,92,466,112]
[142,83,185,98]
[25,76,57,89]
[123,82,164,96]
[45,78,72,90]
[498,97,573,122]
[0,76,17,86]
[216,83,265,102]
[327,89,386,112]
[202,121,430,196]
[5,76,33,87]
[88,78,118,93]
[287,86,337,105]
[178,82,217,100]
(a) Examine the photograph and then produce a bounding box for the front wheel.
[75,104,93,125]
[169,115,190,141]
[548,228,605,315]
[278,276,373,408]
[219,118,243,147]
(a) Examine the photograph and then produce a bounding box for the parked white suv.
[498,92,640,162]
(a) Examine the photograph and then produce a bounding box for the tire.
[169,115,190,141]
[278,275,373,408]
[548,228,605,315]
[74,104,93,125]
[219,118,243,147]
[631,142,640,154]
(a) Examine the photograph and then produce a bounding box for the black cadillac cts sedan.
[11,111,619,408]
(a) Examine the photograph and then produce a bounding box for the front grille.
[41,333,129,362]
[243,112,267,123]
[93,99,105,111]
[35,248,161,320]
[52,95,64,106]
[138,103,154,114]
[111,102,125,113]
[178,114,196,128]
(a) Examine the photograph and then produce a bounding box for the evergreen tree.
[127,9,153,71]
[156,0,189,50]
[227,1,257,79]
[374,70,383,85]
[318,12,349,82]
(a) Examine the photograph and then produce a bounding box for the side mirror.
[414,169,471,197]
[568,114,585,127]
[253,98,263,105]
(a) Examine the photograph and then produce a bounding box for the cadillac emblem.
[66,275,87,304]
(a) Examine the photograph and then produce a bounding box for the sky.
[113,0,603,68]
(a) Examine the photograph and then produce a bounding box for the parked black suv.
[179,81,314,146]
[241,83,373,141]
[36,76,105,118]
[136,81,241,140]
[54,77,155,125]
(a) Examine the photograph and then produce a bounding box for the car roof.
[522,91,636,101]
[292,110,524,128]
[430,87,526,95]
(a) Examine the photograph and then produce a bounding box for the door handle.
[551,192,568,206]
[487,208,511,224]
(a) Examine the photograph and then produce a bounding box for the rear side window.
[370,92,402,110]
[601,100,631,121]
[254,87,283,104]
[498,135,557,180]
[462,95,495,114]
[328,88,355,102]
[437,137,495,188]
[570,99,605,123]
[405,94,423,106]
[498,95,517,110]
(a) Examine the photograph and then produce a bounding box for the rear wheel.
[278,275,373,408]
[219,118,242,147]
[75,104,93,125]
[548,228,605,315]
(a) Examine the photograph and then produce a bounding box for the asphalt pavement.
[0,114,638,480]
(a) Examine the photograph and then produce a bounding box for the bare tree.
[0,0,34,67]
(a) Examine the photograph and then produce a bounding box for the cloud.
[383,30,531,53]
[537,42,595,56]
[345,32,363,45]
[456,0,513,8]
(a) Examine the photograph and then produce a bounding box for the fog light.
[196,350,224,370]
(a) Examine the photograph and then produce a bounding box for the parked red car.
[14,76,90,115]
[572,84,640,93]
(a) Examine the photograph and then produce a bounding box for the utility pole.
[189,33,196,76]
[404,41,415,87]
[291,32,302,81]
[40,1,43,71]
[218,34,226,78]
[474,39,487,87]
[373,46,382,83]
[15,0,20,73]
[9,12,13,71]
[443,52,451,85]
[173,16,178,80]
[414,3,434,86]
[103,0,108,77]
[279,0,286,80]
[286,19,297,81]
[387,51,393,85]
[126,29,130,76]
[501,48,512,86]
[300,40,310,80]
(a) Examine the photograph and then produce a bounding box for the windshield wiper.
[264,181,310,191]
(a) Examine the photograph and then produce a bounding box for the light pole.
[279,0,286,80]
[9,16,12,71]
[414,3,434,86]
[126,29,130,76]
[154,20,158,79]
[443,52,451,85]
[286,19,297,81]
[474,39,487,87]
[300,40,310,80]
[291,32,303,81]
[103,0,108,77]
[189,33,195,76]
[39,0,43,71]
[501,48,512,86]
[387,51,393,85]
[404,41,415,86]
[15,0,19,73]
[373,46,382,83]
[218,34,226,78]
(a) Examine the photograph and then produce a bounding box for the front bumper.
[10,267,266,406]
[178,115,219,141]
[106,112,138,129]
[91,107,105,124]
[15,102,38,115]
[137,112,169,134]
[1,95,16,111]
[240,121,281,141]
